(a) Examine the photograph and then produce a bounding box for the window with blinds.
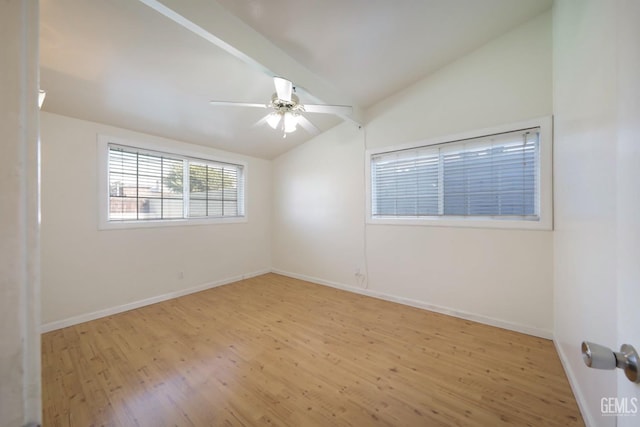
[107,144,244,222]
[188,161,243,218]
[371,128,540,220]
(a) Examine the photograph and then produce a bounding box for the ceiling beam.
[137,0,363,126]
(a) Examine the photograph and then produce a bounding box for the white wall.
[554,1,640,426]
[41,112,271,327]
[273,11,554,337]
[0,1,41,425]
[272,122,367,285]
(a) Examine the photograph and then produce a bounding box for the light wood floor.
[42,273,583,426]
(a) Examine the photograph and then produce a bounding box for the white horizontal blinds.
[159,156,184,219]
[235,166,245,216]
[108,146,184,221]
[109,149,137,220]
[222,166,238,216]
[188,162,208,217]
[107,143,245,222]
[372,148,439,216]
[441,129,539,217]
[371,127,540,218]
[188,161,243,218]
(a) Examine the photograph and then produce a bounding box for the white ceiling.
[40,0,552,159]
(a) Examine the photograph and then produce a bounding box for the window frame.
[365,116,553,230]
[98,134,248,230]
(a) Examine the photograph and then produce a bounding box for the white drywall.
[40,112,272,326]
[273,12,554,336]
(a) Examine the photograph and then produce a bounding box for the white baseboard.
[553,339,595,427]
[271,269,553,340]
[40,269,270,333]
[42,267,553,339]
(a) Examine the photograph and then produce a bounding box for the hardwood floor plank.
[42,273,583,426]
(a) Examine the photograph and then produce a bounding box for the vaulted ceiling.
[40,0,552,159]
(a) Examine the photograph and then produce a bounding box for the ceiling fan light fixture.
[284,111,298,133]
[266,112,281,129]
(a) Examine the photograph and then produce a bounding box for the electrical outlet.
[178,271,184,280]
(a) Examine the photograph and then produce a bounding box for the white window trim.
[365,116,553,231]
[97,134,248,230]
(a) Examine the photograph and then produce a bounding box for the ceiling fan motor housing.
[271,93,303,113]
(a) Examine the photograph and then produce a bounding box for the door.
[616,1,640,425]
[553,1,640,425]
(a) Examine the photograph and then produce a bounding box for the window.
[187,161,242,218]
[100,137,245,228]
[367,117,552,230]
[108,148,185,221]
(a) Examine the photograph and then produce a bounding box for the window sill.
[98,216,247,231]
[366,216,552,231]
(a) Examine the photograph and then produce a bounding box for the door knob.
[581,341,640,383]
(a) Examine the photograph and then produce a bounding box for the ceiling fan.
[209,77,353,138]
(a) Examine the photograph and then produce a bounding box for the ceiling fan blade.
[303,104,353,115]
[274,77,293,102]
[209,101,269,108]
[252,114,271,128]
[297,115,320,135]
